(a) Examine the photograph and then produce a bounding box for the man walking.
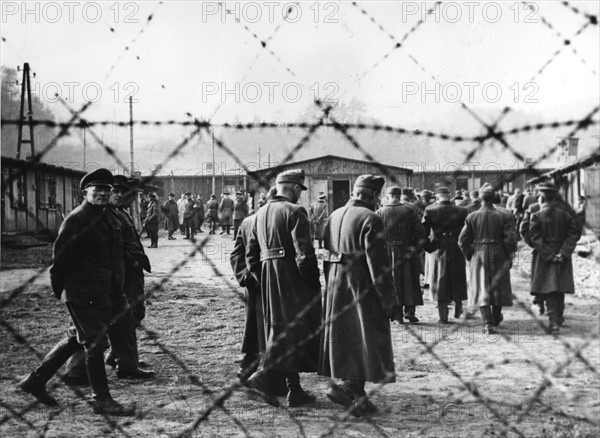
[246,170,320,408]
[18,169,135,415]
[422,187,468,323]
[320,175,400,417]
[206,194,219,234]
[376,186,428,323]
[529,182,580,333]
[459,186,518,334]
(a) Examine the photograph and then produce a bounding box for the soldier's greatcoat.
[529,201,579,295]
[376,202,427,307]
[219,196,234,226]
[145,199,159,234]
[308,200,328,240]
[247,196,321,372]
[233,198,249,221]
[206,198,219,222]
[458,205,518,307]
[230,214,264,354]
[422,201,468,302]
[319,199,398,383]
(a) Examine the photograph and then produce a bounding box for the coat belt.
[261,247,290,261]
[473,239,497,244]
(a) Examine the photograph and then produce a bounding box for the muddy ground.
[1,228,599,438]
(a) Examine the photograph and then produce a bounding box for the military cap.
[185,192,192,196]
[435,186,450,195]
[210,193,216,198]
[236,191,243,196]
[318,192,327,199]
[148,192,157,199]
[479,185,495,196]
[80,168,113,191]
[168,192,175,197]
[354,174,385,192]
[401,187,414,196]
[112,174,129,190]
[386,186,402,195]
[223,191,230,195]
[275,169,307,190]
[537,182,558,192]
[420,189,432,197]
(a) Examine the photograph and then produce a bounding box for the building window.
[10,169,27,209]
[38,174,57,209]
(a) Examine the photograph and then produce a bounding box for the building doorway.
[332,180,350,211]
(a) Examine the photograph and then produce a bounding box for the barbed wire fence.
[1,1,600,437]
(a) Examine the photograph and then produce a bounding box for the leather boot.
[286,372,316,407]
[18,373,58,406]
[86,354,111,401]
[557,292,565,326]
[404,305,419,323]
[480,306,497,334]
[492,306,503,327]
[438,300,449,324]
[454,300,463,319]
[546,293,560,334]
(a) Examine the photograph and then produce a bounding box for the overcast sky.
[2,1,599,171]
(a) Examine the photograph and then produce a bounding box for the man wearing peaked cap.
[206,193,219,234]
[219,191,234,235]
[319,174,400,416]
[163,192,180,240]
[19,168,136,416]
[377,185,428,324]
[422,185,469,323]
[144,192,160,248]
[459,183,518,335]
[309,191,329,249]
[232,191,249,240]
[246,168,320,407]
[276,169,308,190]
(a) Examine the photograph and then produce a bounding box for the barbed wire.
[2,2,599,437]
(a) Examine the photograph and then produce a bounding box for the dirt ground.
[1,228,599,438]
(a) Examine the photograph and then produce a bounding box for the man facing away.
[422,186,469,323]
[459,185,518,334]
[376,186,428,323]
[309,193,328,249]
[163,193,179,240]
[319,175,400,417]
[529,182,580,333]
[246,170,321,408]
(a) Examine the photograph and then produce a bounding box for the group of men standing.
[19,169,155,416]
[230,169,582,416]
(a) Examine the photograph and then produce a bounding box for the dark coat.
[233,198,249,221]
[145,200,159,233]
[50,201,125,306]
[459,205,518,307]
[206,199,219,221]
[194,200,204,223]
[114,207,151,321]
[230,214,264,354]
[247,195,321,373]
[376,202,427,307]
[466,199,482,214]
[162,199,179,230]
[520,203,540,248]
[529,201,579,295]
[319,199,398,383]
[309,200,328,240]
[422,201,468,302]
[183,200,195,220]
[219,196,234,225]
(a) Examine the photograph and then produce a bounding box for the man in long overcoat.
[319,175,400,417]
[219,192,234,235]
[205,194,219,234]
[19,169,135,416]
[529,182,580,333]
[309,193,328,248]
[459,186,518,334]
[422,186,468,323]
[376,186,428,323]
[232,191,249,240]
[143,193,159,248]
[162,193,179,240]
[246,170,321,408]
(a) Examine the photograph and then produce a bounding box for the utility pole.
[258,144,261,169]
[129,96,134,176]
[16,62,35,160]
[212,130,216,194]
[82,126,86,170]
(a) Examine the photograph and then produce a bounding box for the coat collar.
[346,198,371,209]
